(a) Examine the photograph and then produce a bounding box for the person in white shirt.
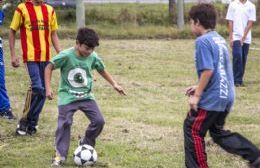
[226,0,256,87]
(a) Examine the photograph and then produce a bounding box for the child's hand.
[46,89,54,100]
[189,95,200,111]
[113,84,126,96]
[11,56,20,68]
[240,37,245,46]
[185,85,197,96]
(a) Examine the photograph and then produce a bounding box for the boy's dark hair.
[189,3,217,29]
[76,27,99,48]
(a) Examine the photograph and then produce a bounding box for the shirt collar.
[25,0,44,5]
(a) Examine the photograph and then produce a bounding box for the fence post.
[177,0,184,29]
[76,0,85,29]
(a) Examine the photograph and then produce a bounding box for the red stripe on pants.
[191,109,208,168]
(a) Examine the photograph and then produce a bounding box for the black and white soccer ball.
[73,144,97,166]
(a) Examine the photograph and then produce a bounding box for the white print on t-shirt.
[68,68,88,88]
[214,37,229,99]
[67,68,90,98]
[68,89,89,98]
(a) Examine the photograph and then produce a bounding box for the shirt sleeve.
[225,3,234,21]
[50,9,58,31]
[10,6,23,31]
[50,52,67,70]
[248,4,256,21]
[195,39,214,72]
[93,55,105,72]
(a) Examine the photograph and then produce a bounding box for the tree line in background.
[2,0,260,26]
[0,0,259,39]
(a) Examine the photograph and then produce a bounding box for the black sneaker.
[27,126,37,135]
[16,123,28,136]
[0,108,16,120]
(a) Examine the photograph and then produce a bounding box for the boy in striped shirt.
[9,0,61,135]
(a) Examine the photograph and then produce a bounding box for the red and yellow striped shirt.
[10,1,58,62]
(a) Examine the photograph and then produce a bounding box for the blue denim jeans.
[19,62,49,129]
[232,40,249,85]
[0,38,11,112]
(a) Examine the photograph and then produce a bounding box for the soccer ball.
[73,144,97,166]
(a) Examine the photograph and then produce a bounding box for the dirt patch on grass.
[100,118,183,153]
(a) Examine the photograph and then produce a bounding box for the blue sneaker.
[0,108,16,120]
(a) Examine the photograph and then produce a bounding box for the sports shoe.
[27,126,37,135]
[0,108,16,120]
[16,122,38,136]
[51,154,65,167]
[16,123,28,136]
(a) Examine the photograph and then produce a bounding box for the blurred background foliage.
[1,1,259,39]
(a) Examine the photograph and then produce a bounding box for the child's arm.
[45,63,54,100]
[9,29,20,68]
[98,70,126,95]
[51,31,61,54]
[241,21,254,45]
[189,69,213,111]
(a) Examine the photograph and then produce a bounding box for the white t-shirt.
[226,0,256,44]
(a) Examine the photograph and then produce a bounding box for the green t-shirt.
[50,47,105,105]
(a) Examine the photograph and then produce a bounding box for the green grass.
[0,38,260,168]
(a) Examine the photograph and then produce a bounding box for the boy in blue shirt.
[45,27,126,166]
[184,4,260,168]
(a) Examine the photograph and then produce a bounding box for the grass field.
[0,38,260,168]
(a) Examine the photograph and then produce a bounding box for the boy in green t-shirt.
[45,27,126,166]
